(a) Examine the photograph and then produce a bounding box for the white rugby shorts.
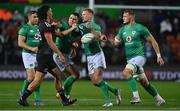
[22,52,37,69]
[53,53,74,72]
[87,51,106,75]
[127,56,146,78]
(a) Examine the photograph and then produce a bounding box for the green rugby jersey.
[18,23,40,53]
[79,21,102,56]
[56,20,80,54]
[116,23,150,60]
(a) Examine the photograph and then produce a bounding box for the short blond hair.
[123,9,135,15]
[83,8,94,15]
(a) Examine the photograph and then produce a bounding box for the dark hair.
[25,10,37,23]
[70,12,80,22]
[37,5,50,20]
[123,9,135,15]
[83,8,94,15]
[71,12,80,19]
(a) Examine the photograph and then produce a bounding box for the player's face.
[47,8,53,21]
[82,11,92,22]
[29,13,38,25]
[123,12,131,24]
[123,12,135,24]
[68,14,78,26]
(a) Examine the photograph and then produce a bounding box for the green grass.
[0,80,179,110]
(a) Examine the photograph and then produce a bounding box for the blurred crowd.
[0,8,180,66]
[0,8,24,65]
[2,0,178,6]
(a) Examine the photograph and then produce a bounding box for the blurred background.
[0,0,180,80]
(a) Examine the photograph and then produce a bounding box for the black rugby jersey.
[38,20,56,55]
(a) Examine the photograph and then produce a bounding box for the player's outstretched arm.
[147,35,164,66]
[56,23,77,37]
[106,36,121,48]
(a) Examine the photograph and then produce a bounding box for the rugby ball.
[81,33,94,43]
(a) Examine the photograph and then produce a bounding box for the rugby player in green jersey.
[78,8,121,107]
[18,5,76,106]
[108,9,165,106]
[53,13,80,98]
[18,11,43,106]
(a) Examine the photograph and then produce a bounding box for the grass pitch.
[0,80,179,110]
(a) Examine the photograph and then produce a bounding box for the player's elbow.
[147,35,156,44]
[18,40,24,48]
[18,42,22,47]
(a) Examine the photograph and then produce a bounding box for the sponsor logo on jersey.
[132,31,136,35]
[126,36,131,42]
[45,22,51,27]
[78,25,85,35]
[78,25,84,30]
[34,33,41,40]
[30,30,34,33]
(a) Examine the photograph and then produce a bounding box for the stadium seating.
[166,35,175,45]
[165,35,180,62]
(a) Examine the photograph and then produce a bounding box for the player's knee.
[90,76,100,85]
[55,76,60,81]
[95,75,102,83]
[123,64,137,79]
[74,71,80,80]
[27,76,34,82]
[53,72,61,80]
[75,74,80,80]
[91,78,98,84]
[92,80,102,87]
[122,69,132,79]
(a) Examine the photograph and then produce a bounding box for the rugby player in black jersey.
[17,5,77,106]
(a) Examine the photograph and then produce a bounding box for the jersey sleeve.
[116,27,123,40]
[39,22,52,34]
[92,23,101,33]
[18,26,27,37]
[59,21,67,31]
[141,25,150,39]
[77,24,83,35]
